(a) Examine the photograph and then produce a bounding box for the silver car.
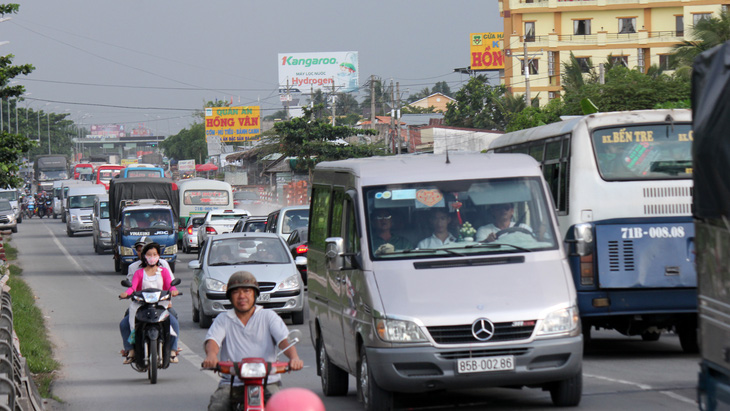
[0,199,17,233]
[189,232,304,328]
[181,216,204,254]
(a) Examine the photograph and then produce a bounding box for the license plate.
[457,356,515,374]
[257,293,270,302]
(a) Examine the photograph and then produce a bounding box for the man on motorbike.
[202,271,304,411]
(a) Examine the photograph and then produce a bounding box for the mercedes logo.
[471,318,495,342]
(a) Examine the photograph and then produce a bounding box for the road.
[11,217,699,410]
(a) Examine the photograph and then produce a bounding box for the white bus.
[489,109,697,352]
[177,178,233,243]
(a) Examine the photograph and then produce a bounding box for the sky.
[6,1,502,136]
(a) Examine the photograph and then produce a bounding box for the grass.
[2,239,17,261]
[3,241,60,398]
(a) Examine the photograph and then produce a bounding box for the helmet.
[226,271,259,300]
[134,236,152,248]
[266,388,325,411]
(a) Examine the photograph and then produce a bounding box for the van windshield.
[364,177,558,260]
[69,195,96,208]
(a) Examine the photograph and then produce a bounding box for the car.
[232,190,261,209]
[0,189,21,224]
[197,209,249,248]
[188,232,305,328]
[0,199,18,233]
[92,194,112,254]
[182,216,205,254]
[285,227,308,284]
[232,215,267,233]
[265,205,309,241]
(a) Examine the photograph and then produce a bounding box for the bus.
[94,164,125,190]
[489,109,697,352]
[176,178,233,243]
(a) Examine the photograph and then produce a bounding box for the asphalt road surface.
[11,217,699,410]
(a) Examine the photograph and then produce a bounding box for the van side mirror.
[188,260,201,270]
[325,237,345,271]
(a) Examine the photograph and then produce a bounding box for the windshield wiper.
[470,242,533,253]
[399,248,465,256]
[208,262,233,266]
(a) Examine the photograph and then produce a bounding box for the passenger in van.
[371,209,412,254]
[476,203,532,242]
[417,209,457,249]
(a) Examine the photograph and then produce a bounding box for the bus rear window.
[184,190,229,206]
[592,124,692,180]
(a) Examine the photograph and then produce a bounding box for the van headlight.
[71,215,78,222]
[375,319,427,343]
[101,231,111,238]
[276,274,301,291]
[164,245,177,255]
[537,306,580,337]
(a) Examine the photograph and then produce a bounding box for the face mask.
[146,256,159,266]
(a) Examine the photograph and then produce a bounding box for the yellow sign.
[470,32,505,70]
[204,106,261,143]
[121,159,136,167]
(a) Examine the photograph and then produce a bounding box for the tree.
[0,4,36,188]
[671,11,730,76]
[360,78,389,117]
[161,100,228,163]
[335,93,359,116]
[443,75,509,130]
[432,81,452,97]
[401,105,438,114]
[506,99,564,132]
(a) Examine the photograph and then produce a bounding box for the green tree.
[443,75,509,130]
[360,78,389,117]
[0,4,36,188]
[671,11,730,76]
[401,105,438,114]
[506,98,564,132]
[335,93,359,116]
[432,81,452,97]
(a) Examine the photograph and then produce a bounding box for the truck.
[140,153,164,167]
[109,177,179,275]
[34,155,68,193]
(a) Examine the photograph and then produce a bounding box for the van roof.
[315,152,541,186]
[67,185,107,196]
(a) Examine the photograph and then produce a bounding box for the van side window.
[330,188,345,238]
[344,198,360,257]
[309,185,331,251]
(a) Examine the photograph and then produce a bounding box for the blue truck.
[109,177,179,274]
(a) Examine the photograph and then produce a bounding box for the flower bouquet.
[460,222,477,242]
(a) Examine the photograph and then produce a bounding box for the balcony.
[511,0,693,10]
[512,30,683,48]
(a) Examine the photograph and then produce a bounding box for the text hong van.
[307,152,583,410]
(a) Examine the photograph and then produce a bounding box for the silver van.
[308,153,582,410]
[60,180,93,222]
[66,185,106,237]
[92,193,112,254]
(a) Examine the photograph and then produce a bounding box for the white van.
[308,153,582,410]
[66,185,106,237]
[177,178,233,244]
[60,180,93,222]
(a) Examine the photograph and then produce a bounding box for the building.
[407,92,456,112]
[498,0,728,105]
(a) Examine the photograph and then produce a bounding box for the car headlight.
[276,274,301,291]
[537,306,580,337]
[375,318,427,343]
[164,244,177,255]
[101,231,111,238]
[120,246,134,256]
[205,278,227,292]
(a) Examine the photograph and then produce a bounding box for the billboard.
[178,159,196,173]
[204,106,261,143]
[470,32,505,70]
[89,124,125,139]
[278,51,359,93]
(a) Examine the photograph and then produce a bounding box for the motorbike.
[25,201,34,219]
[203,330,302,411]
[120,278,182,384]
[44,199,53,218]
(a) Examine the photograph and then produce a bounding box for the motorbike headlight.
[164,244,177,255]
[537,306,580,337]
[375,318,427,343]
[239,362,267,378]
[276,274,300,291]
[120,246,134,256]
[101,231,111,238]
[204,278,227,292]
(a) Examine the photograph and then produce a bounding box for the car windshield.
[39,170,68,180]
[122,210,173,229]
[363,177,559,260]
[69,195,96,208]
[191,217,204,228]
[592,123,693,181]
[234,191,260,201]
[0,191,17,201]
[208,237,289,265]
[0,201,11,212]
[243,221,266,232]
[282,209,309,235]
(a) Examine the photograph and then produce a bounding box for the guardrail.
[0,239,45,411]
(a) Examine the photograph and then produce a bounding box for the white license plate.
[257,293,270,302]
[457,356,515,374]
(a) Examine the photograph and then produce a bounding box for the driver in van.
[476,203,532,242]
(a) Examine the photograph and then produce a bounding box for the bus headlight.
[537,306,580,337]
[120,246,134,256]
[375,318,427,343]
[574,223,593,256]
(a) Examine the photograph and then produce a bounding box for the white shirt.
[417,233,457,249]
[205,307,289,385]
[476,221,532,242]
[127,258,173,282]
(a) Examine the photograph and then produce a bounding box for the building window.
[548,51,557,76]
[676,15,684,36]
[525,22,536,42]
[574,19,591,35]
[659,55,676,70]
[576,57,592,73]
[618,17,636,34]
[637,49,645,72]
[548,91,558,100]
[610,55,629,67]
[694,13,712,25]
[521,59,539,75]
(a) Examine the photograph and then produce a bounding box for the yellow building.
[408,93,456,112]
[498,0,728,105]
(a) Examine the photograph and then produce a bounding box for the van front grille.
[427,322,535,344]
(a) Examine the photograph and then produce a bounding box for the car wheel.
[66,227,74,237]
[359,348,393,410]
[291,310,304,325]
[11,226,17,234]
[548,369,582,407]
[199,307,213,328]
[191,297,200,323]
[17,215,21,224]
[114,258,121,273]
[318,336,348,396]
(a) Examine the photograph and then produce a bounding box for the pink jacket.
[125,266,177,296]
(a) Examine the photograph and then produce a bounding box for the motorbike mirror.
[171,278,181,287]
[121,279,132,288]
[276,329,302,358]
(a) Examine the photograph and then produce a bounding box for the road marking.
[43,224,85,272]
[585,373,696,405]
[178,340,220,383]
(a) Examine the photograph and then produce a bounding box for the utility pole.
[331,78,336,126]
[389,79,395,154]
[47,112,50,155]
[285,79,291,121]
[310,85,314,121]
[370,75,375,127]
[396,82,401,155]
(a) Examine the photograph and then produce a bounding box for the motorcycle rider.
[36,192,46,217]
[202,271,304,410]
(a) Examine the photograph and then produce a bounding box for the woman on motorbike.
[119,242,180,364]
